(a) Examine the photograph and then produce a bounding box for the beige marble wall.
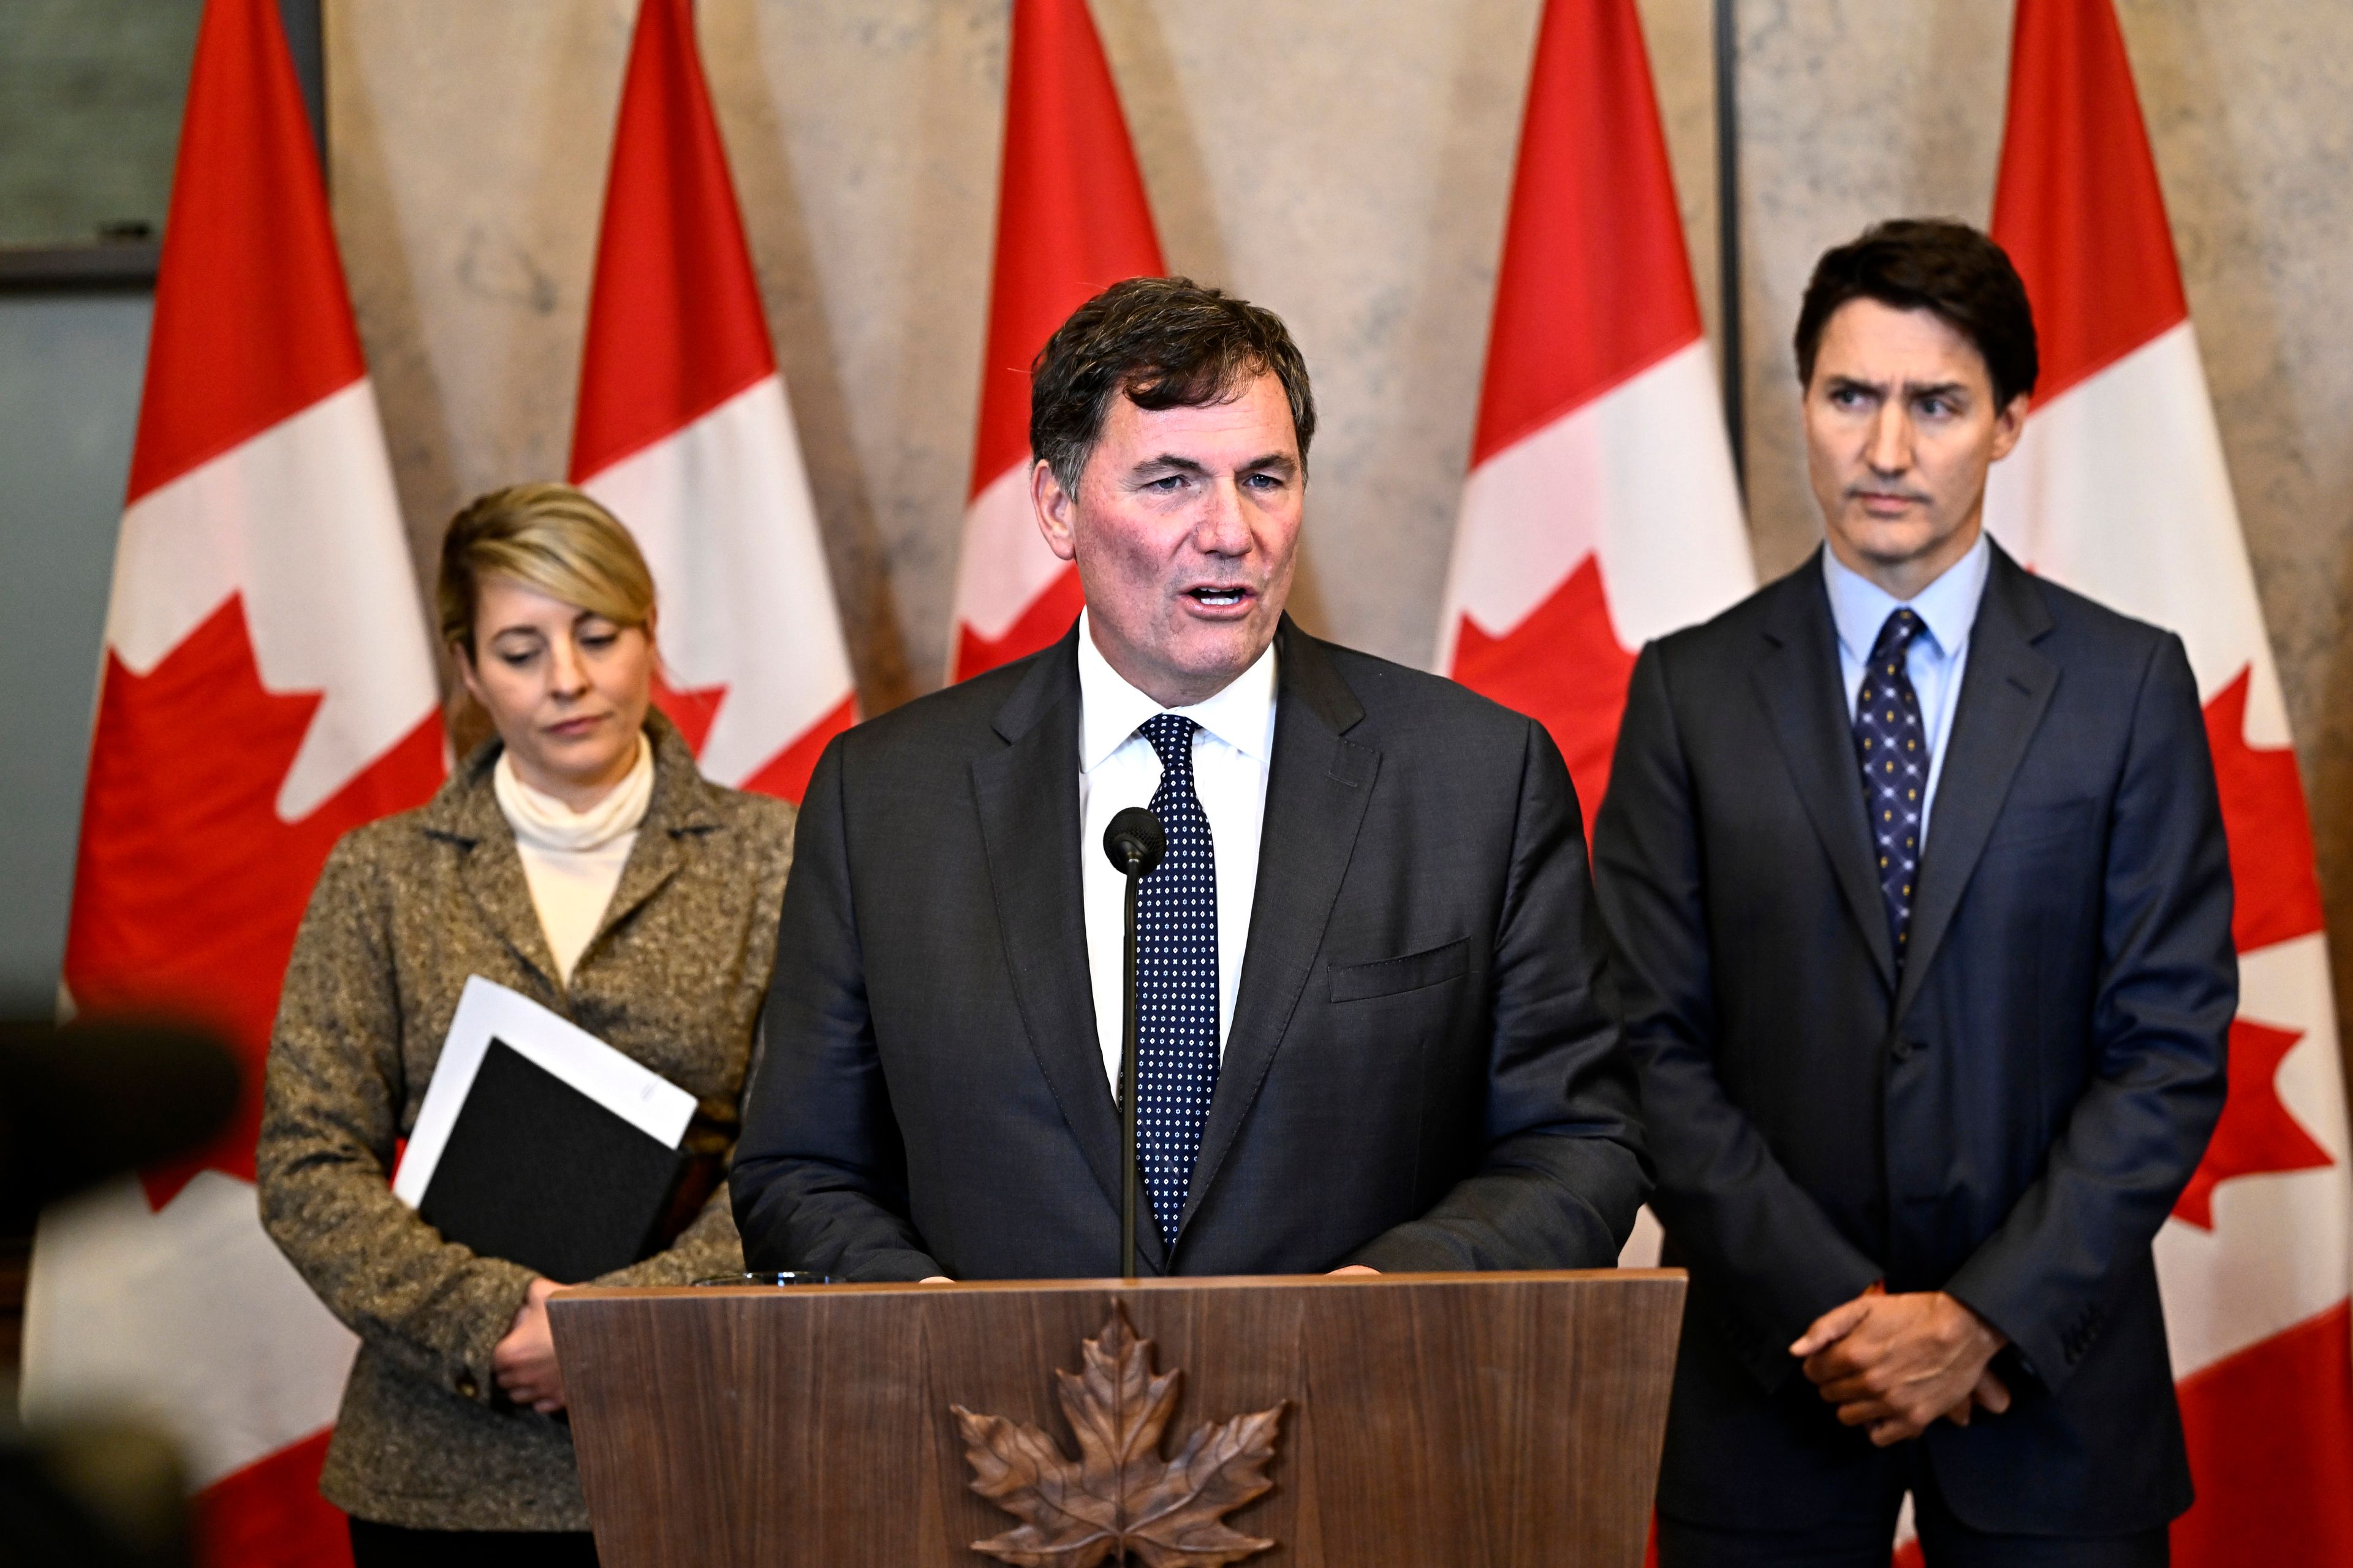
[330,0,2353,997]
[327,0,1721,703]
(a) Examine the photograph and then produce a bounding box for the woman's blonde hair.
[437,482,656,655]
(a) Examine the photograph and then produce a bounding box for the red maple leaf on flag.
[2204,664,2325,954]
[955,567,1086,687]
[2156,667,2337,1229]
[63,596,442,1210]
[738,692,854,805]
[2173,1017,2335,1229]
[649,668,727,755]
[648,673,851,805]
[1449,555,1639,834]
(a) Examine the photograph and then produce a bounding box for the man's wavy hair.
[1795,219,2040,408]
[1029,276,1316,493]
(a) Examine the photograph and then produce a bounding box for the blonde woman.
[259,483,795,1566]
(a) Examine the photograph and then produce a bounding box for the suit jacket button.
[1890,1037,1916,1061]
[456,1374,479,1400]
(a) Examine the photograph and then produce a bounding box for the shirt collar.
[1075,609,1280,771]
[1821,529,1991,663]
[493,730,653,852]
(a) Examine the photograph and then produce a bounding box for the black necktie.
[1134,713,1219,1246]
[1853,608,1930,964]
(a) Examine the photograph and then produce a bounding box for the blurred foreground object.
[0,1020,237,1230]
[2,1407,191,1568]
[2,1017,237,1568]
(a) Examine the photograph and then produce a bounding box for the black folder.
[415,1037,688,1284]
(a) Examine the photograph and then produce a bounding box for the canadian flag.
[1971,0,2353,1561]
[570,0,854,800]
[1436,0,1752,823]
[21,1,444,1563]
[944,0,1165,682]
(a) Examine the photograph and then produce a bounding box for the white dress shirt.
[1077,610,1278,1092]
[1822,531,1991,849]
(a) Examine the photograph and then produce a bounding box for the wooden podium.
[551,1270,1685,1567]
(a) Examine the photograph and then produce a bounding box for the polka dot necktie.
[1134,713,1219,1248]
[1854,608,1930,967]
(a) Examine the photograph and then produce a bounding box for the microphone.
[1103,806,1165,878]
[1102,807,1165,1279]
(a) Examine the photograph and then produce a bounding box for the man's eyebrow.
[1126,450,1300,479]
[1130,453,1211,478]
[1822,373,1973,401]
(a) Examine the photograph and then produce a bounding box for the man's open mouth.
[1188,586,1249,607]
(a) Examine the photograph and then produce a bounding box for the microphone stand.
[1102,807,1165,1284]
[1120,866,1141,1282]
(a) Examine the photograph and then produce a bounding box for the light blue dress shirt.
[1821,532,1991,850]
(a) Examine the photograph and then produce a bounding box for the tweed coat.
[257,713,793,1531]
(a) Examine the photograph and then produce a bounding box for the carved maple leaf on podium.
[952,1305,1284,1567]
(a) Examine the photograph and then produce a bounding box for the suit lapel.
[1181,621,1378,1235]
[968,629,1164,1270]
[423,751,563,994]
[590,828,682,958]
[580,718,713,967]
[1753,559,1898,992]
[1892,545,2057,1025]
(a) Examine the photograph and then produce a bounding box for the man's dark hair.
[1030,276,1316,492]
[1794,219,2039,407]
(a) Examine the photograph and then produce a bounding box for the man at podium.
[732,277,1646,1281]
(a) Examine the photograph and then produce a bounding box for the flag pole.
[276,0,326,173]
[1712,0,1745,494]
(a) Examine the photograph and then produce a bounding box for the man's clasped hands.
[1790,1284,2011,1446]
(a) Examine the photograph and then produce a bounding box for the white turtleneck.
[493,733,655,984]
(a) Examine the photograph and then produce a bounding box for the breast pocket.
[1983,795,2099,852]
[1327,937,1472,1003]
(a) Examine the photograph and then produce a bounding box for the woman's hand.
[491,1277,569,1413]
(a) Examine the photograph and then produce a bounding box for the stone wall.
[330,0,2353,1001]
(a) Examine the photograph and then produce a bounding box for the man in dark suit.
[732,276,1646,1282]
[1592,220,2234,1566]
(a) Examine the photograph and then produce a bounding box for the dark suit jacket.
[1591,544,2234,1537]
[732,618,1647,1281]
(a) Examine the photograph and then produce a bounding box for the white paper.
[392,975,697,1207]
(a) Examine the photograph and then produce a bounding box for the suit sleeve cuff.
[451,1260,537,1407]
[852,1248,947,1283]
[1943,1260,2079,1394]
[1346,1230,1463,1274]
[1719,1248,1884,1395]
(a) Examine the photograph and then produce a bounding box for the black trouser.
[1656,1449,2169,1568]
[347,1517,601,1567]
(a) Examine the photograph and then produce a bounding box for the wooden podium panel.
[553,1270,1683,1568]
